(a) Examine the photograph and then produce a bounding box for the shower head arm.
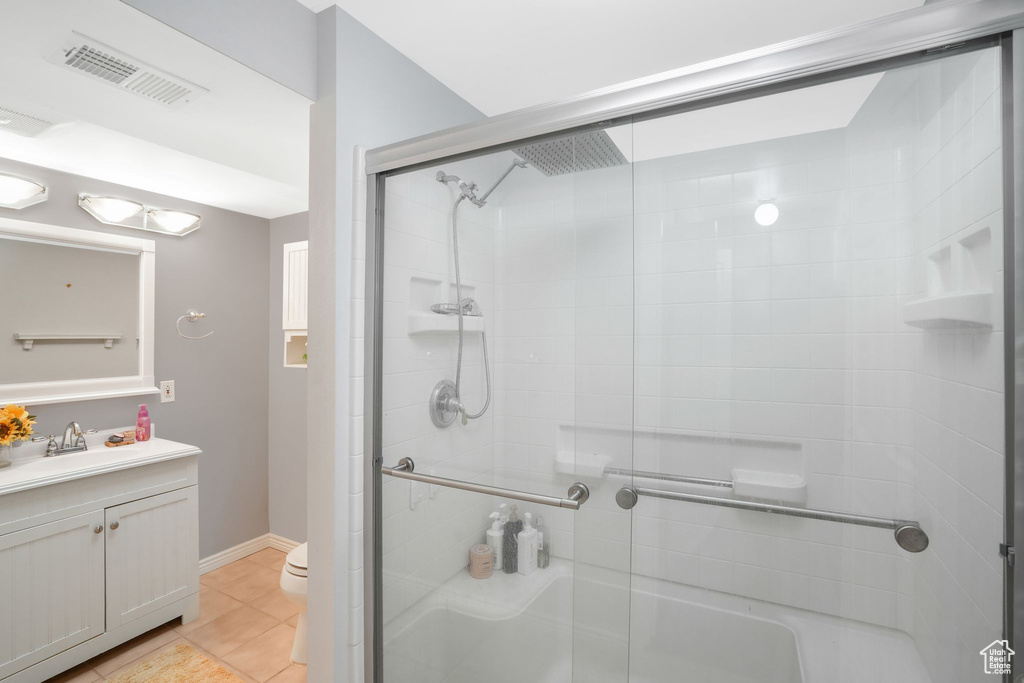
[477,158,527,206]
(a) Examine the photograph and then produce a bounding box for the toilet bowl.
[279,542,308,664]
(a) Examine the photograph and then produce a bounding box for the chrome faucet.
[61,421,86,453]
[32,421,97,457]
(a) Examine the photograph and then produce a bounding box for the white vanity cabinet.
[0,439,201,682]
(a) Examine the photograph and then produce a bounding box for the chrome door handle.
[93,525,103,534]
[109,521,119,530]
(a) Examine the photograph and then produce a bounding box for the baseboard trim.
[200,533,302,574]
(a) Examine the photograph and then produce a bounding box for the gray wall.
[1,157,271,560]
[306,7,484,680]
[269,212,308,543]
[120,0,317,101]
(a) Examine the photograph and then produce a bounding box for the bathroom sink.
[12,445,139,472]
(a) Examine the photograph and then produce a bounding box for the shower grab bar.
[603,467,733,489]
[383,458,591,510]
[615,486,929,553]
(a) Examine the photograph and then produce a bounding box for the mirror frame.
[0,216,158,405]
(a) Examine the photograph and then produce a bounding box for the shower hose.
[451,194,492,422]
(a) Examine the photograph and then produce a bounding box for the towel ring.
[176,309,214,340]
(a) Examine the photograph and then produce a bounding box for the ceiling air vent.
[48,32,208,109]
[0,106,55,137]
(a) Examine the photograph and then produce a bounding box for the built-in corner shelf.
[903,224,994,330]
[904,292,992,329]
[13,333,122,351]
[408,312,485,336]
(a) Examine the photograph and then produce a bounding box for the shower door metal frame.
[363,4,1024,682]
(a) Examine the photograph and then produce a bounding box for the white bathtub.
[383,562,931,683]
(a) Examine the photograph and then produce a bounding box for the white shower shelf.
[903,292,993,329]
[408,312,485,336]
[13,333,122,350]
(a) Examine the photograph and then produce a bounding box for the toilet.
[279,542,308,664]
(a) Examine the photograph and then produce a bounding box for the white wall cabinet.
[283,240,308,368]
[0,449,200,682]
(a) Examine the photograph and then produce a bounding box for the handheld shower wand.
[429,159,527,427]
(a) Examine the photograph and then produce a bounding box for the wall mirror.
[0,215,156,404]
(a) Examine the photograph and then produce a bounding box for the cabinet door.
[105,487,199,630]
[283,240,308,330]
[0,510,105,679]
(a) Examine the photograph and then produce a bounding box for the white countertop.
[0,434,201,496]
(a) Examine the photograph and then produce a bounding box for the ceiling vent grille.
[49,32,208,108]
[0,106,55,137]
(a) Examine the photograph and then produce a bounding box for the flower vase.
[0,443,11,469]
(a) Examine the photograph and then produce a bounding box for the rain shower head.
[514,129,628,177]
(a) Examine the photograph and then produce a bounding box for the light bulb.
[754,202,779,226]
[148,209,200,233]
[82,196,144,223]
[0,174,45,206]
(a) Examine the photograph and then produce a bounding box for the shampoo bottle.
[536,515,549,568]
[503,505,522,574]
[486,512,504,570]
[135,404,151,442]
[517,512,538,575]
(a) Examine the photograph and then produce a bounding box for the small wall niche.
[407,276,484,335]
[284,331,307,368]
[904,224,993,330]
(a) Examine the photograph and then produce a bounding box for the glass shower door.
[625,45,1006,683]
[376,127,637,683]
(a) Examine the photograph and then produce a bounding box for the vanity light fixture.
[148,209,200,234]
[80,195,144,223]
[78,193,202,236]
[0,172,48,209]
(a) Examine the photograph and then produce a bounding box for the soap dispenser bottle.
[517,512,538,575]
[135,404,151,442]
[536,515,549,569]
[486,512,504,570]
[503,505,522,574]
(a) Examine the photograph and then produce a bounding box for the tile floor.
[46,549,306,683]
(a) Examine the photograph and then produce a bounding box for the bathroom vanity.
[0,436,200,682]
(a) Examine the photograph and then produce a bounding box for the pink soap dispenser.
[136,404,151,442]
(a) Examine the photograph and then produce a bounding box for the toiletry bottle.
[536,516,549,569]
[517,512,538,575]
[135,404,151,442]
[503,504,522,574]
[486,512,504,570]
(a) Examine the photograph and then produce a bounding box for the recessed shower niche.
[407,276,483,335]
[904,223,995,329]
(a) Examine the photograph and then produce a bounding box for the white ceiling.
[312,0,925,117]
[0,0,311,218]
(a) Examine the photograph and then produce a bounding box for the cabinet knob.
[93,525,103,534]
[109,521,119,530]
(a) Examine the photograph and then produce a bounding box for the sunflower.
[0,405,35,446]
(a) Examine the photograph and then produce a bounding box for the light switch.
[160,380,175,403]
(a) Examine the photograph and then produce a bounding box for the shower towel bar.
[604,467,733,488]
[383,458,591,510]
[615,486,929,553]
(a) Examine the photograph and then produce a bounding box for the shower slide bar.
[615,486,930,553]
[382,458,591,510]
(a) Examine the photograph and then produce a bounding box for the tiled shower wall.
[892,48,1004,683]
[376,156,505,626]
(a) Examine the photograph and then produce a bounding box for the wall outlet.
[160,380,175,403]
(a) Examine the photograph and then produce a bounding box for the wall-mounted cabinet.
[283,240,308,368]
